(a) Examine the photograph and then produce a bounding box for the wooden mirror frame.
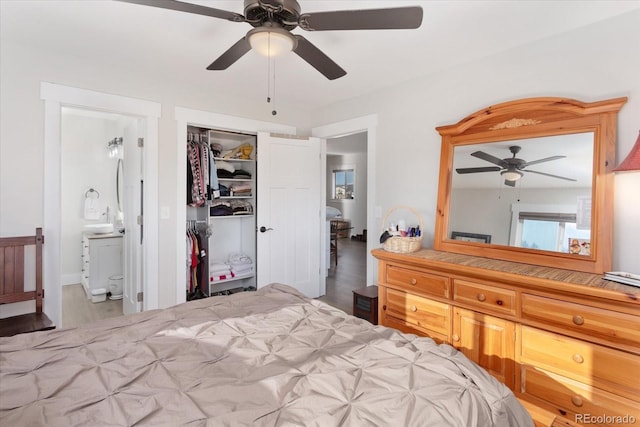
[434,97,627,274]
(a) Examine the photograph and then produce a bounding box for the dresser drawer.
[521,326,640,401]
[521,366,640,425]
[386,265,450,299]
[453,280,516,316]
[521,294,640,349]
[383,287,450,336]
[383,315,449,344]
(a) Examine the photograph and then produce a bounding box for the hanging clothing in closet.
[186,226,208,300]
[187,135,219,207]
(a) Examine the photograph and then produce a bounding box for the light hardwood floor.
[61,239,366,328]
[62,284,124,328]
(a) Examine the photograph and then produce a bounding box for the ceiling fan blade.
[523,155,566,167]
[471,151,509,168]
[504,179,516,187]
[298,6,423,31]
[526,170,577,182]
[206,38,251,70]
[456,166,502,174]
[115,0,245,22]
[293,35,346,80]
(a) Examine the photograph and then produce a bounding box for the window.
[518,212,590,253]
[333,169,355,199]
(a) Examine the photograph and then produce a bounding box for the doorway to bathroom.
[60,107,141,327]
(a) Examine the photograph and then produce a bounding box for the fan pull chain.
[272,59,277,116]
[264,33,277,115]
[266,34,271,104]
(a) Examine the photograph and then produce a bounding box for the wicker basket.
[381,206,423,253]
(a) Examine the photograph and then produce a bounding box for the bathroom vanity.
[81,232,123,299]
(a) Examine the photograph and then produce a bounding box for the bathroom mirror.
[434,97,627,273]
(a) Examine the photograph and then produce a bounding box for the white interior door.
[256,132,323,298]
[122,120,143,314]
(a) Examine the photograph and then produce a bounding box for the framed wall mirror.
[434,97,627,273]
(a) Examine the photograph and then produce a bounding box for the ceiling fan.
[116,0,423,80]
[456,145,577,187]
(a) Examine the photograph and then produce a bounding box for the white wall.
[309,10,640,275]
[1,10,639,312]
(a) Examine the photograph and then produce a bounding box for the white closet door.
[256,132,323,298]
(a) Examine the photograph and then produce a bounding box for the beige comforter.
[1,284,533,426]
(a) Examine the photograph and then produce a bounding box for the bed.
[0,284,533,426]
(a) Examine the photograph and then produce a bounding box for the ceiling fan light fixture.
[248,27,297,57]
[501,170,523,181]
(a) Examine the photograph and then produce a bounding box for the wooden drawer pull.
[410,278,417,285]
[572,353,584,364]
[382,305,387,311]
[571,395,583,407]
[410,305,418,312]
[572,315,585,326]
[452,334,460,342]
[477,293,486,302]
[496,300,503,306]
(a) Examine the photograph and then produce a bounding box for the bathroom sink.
[84,223,114,234]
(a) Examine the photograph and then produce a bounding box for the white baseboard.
[62,273,82,286]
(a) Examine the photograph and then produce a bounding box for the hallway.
[317,237,368,315]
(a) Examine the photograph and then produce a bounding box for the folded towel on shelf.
[230,264,253,275]
[229,253,253,266]
[210,262,232,274]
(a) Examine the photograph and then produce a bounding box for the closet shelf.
[213,157,253,163]
[210,214,254,219]
[210,272,254,285]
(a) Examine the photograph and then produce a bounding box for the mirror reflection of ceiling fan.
[116,0,423,80]
[456,145,577,187]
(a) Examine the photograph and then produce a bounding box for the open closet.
[186,127,257,299]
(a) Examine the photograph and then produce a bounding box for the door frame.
[312,114,378,288]
[41,82,161,326]
[174,107,296,304]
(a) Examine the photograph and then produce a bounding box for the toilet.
[108,275,123,300]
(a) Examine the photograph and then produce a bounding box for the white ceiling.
[1,1,639,113]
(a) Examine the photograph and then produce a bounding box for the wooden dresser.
[372,248,640,427]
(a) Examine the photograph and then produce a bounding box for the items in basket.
[380,206,424,253]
